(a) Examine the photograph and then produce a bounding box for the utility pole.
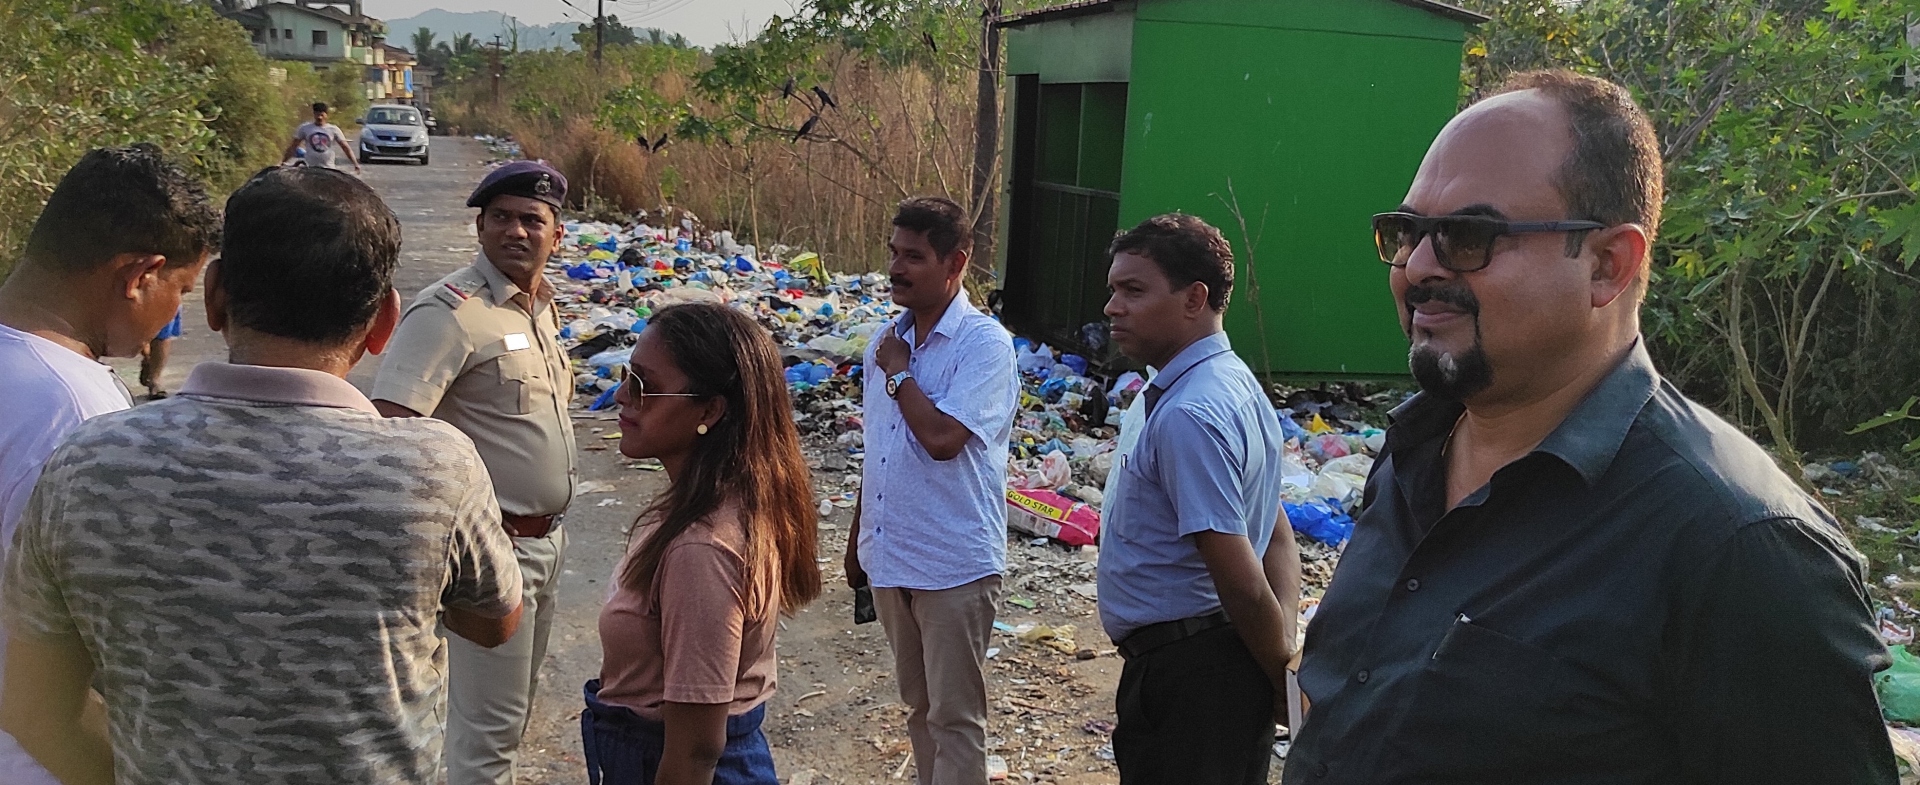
[488,35,503,105]
[594,0,605,67]
[968,0,1004,280]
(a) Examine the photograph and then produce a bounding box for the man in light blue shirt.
[845,197,1019,785]
[1097,213,1299,785]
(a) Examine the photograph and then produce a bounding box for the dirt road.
[120,137,1156,785]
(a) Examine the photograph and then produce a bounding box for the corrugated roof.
[996,0,1487,28]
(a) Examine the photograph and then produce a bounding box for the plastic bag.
[1306,432,1351,462]
[1879,645,1920,724]
[1017,343,1054,375]
[1039,451,1072,488]
[1312,454,1373,511]
[1284,501,1355,547]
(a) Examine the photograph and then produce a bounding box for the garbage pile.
[541,211,1388,573]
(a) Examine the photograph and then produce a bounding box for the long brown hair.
[619,303,822,615]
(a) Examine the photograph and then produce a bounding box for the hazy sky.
[362,0,802,46]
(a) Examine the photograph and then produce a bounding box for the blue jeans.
[581,679,778,785]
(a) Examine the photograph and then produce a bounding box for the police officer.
[372,161,577,785]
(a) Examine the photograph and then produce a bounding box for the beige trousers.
[444,526,567,785]
[874,575,1004,785]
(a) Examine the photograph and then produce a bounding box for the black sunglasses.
[1372,212,1608,273]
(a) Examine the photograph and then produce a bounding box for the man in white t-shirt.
[0,144,220,785]
[283,101,362,173]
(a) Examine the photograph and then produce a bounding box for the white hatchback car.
[357,104,430,165]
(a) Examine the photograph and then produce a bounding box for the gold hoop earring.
[696,424,709,435]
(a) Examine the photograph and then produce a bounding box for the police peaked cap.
[468,160,568,212]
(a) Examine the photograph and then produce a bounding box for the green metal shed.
[994,0,1485,378]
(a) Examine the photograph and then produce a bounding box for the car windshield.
[367,108,420,126]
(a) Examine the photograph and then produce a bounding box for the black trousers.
[1114,623,1274,785]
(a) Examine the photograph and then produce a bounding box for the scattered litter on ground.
[529,203,1403,784]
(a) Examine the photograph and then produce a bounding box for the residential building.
[221,0,412,102]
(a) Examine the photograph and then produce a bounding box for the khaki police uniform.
[372,252,576,785]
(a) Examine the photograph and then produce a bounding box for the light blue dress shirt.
[858,293,1020,591]
[1096,332,1286,642]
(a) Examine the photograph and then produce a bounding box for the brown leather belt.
[503,513,560,538]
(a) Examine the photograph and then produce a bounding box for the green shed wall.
[1005,6,1135,84]
[1115,0,1469,377]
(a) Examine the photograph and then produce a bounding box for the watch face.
[886,377,900,397]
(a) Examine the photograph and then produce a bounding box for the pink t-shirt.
[597,505,779,720]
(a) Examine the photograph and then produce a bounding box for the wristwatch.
[886,370,913,399]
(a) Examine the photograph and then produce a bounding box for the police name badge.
[504,333,531,351]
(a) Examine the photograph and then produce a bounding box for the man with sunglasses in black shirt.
[1285,70,1896,784]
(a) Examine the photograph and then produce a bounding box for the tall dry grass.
[440,44,984,273]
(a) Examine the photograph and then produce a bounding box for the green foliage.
[1851,396,1920,452]
[1459,0,1920,457]
[411,27,437,61]
[0,0,290,277]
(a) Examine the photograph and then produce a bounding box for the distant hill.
[386,9,581,51]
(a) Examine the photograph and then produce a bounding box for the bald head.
[1485,71,1664,246]
[1387,71,1658,406]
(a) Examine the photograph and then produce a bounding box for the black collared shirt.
[1285,343,1896,784]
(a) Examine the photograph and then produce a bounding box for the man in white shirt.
[0,144,220,785]
[845,197,1020,785]
[284,102,362,173]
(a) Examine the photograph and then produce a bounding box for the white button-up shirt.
[858,292,1019,591]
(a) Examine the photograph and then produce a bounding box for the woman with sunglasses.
[585,303,822,785]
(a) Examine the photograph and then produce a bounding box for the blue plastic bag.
[1061,353,1089,376]
[565,263,597,280]
[590,385,619,411]
[1277,410,1309,443]
[1284,501,1355,547]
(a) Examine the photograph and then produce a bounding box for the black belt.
[503,512,561,538]
[1117,610,1232,660]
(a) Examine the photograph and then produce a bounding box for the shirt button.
[1405,578,1421,592]
[1355,669,1370,684]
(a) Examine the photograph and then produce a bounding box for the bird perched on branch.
[792,114,819,143]
[636,132,669,153]
[812,85,838,110]
[780,76,796,100]
[922,32,937,52]
[650,132,668,152]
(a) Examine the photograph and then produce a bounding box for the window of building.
[313,30,328,47]
[266,28,276,41]
[284,29,293,40]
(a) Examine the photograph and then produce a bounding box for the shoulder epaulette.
[425,267,488,309]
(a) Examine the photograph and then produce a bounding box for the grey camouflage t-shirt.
[2,395,522,784]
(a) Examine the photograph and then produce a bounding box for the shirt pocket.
[1384,617,1573,774]
[492,350,544,415]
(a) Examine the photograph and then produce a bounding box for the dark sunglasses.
[1372,212,1608,273]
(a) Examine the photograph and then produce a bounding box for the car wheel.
[418,153,430,166]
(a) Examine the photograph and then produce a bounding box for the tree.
[1459,0,1920,459]
[574,14,639,51]
[410,27,439,69]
